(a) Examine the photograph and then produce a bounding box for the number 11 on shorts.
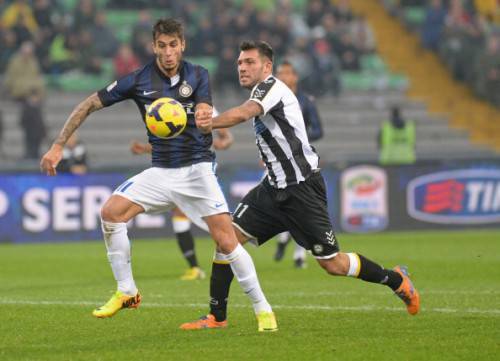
[234,203,249,218]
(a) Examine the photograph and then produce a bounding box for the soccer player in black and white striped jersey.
[181,40,420,330]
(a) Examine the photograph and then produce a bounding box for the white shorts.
[113,162,229,232]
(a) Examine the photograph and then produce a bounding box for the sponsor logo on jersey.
[407,169,500,224]
[179,81,193,97]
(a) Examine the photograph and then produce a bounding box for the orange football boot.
[393,265,420,315]
[179,314,228,330]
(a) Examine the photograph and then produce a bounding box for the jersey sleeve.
[193,66,212,106]
[249,77,281,115]
[97,72,136,107]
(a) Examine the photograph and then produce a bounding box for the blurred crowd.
[0,0,375,97]
[390,0,500,107]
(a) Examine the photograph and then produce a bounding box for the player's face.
[153,33,185,76]
[277,64,297,89]
[237,49,272,89]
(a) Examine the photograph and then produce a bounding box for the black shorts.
[232,171,340,259]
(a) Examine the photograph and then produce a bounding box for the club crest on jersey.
[313,244,323,254]
[179,81,193,97]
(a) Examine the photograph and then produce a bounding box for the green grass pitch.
[1,230,499,361]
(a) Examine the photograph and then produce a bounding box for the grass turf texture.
[0,230,499,361]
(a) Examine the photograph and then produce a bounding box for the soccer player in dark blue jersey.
[40,19,276,331]
[274,60,324,268]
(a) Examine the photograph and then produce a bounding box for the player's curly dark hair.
[240,40,274,63]
[152,18,184,41]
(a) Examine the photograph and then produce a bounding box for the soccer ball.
[145,97,187,139]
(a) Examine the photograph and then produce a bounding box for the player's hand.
[130,140,150,155]
[195,108,213,134]
[40,144,63,176]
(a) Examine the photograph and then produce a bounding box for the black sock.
[176,231,198,268]
[357,254,403,291]
[209,262,234,322]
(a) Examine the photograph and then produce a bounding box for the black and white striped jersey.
[249,75,319,189]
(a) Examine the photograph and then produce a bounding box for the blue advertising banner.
[0,173,172,243]
[0,168,340,243]
[1,161,498,243]
[407,169,500,225]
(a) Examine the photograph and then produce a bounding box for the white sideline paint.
[0,299,499,316]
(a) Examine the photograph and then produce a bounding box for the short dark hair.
[152,18,184,41]
[278,59,296,72]
[240,40,274,63]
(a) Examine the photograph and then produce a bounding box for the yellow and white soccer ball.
[145,97,187,139]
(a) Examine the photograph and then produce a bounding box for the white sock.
[172,216,191,233]
[277,232,291,244]
[223,244,272,314]
[293,244,307,261]
[101,220,138,296]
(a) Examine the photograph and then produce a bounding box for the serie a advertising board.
[0,169,338,243]
[0,174,175,243]
[1,162,498,243]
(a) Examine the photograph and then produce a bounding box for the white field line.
[0,299,499,316]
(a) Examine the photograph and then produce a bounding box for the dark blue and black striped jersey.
[97,59,214,168]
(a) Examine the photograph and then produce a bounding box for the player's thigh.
[232,181,287,247]
[169,163,228,233]
[113,168,176,215]
[172,206,187,218]
[101,194,144,222]
[203,212,239,252]
[281,173,339,259]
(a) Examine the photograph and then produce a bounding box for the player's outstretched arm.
[40,92,103,176]
[212,100,263,129]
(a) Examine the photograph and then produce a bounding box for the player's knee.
[213,232,237,254]
[100,202,120,223]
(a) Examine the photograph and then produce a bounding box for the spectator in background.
[4,41,46,160]
[378,106,416,165]
[421,0,447,51]
[474,34,500,106]
[4,41,45,101]
[337,31,361,71]
[48,23,78,74]
[91,13,119,58]
[72,0,96,33]
[20,90,46,159]
[0,29,18,72]
[57,132,88,174]
[306,0,326,28]
[334,0,355,23]
[131,10,153,64]
[113,43,140,78]
[78,30,102,74]
[1,0,38,34]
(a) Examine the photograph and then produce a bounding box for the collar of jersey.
[153,59,185,86]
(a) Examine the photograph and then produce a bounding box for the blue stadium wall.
[0,160,499,243]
